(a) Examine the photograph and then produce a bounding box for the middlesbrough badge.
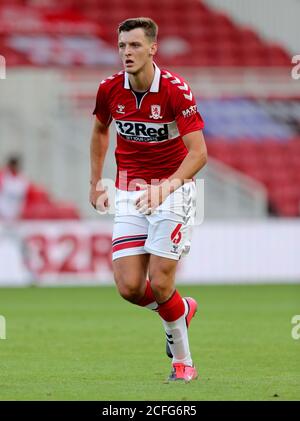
[149,104,163,119]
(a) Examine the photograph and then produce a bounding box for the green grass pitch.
[0,284,299,401]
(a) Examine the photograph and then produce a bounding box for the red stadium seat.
[0,0,292,67]
[23,185,80,220]
[273,200,300,217]
[22,203,80,220]
[207,137,300,216]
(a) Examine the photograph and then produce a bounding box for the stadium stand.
[0,155,80,220]
[199,97,300,216]
[206,136,300,217]
[23,184,80,220]
[0,0,291,67]
[0,0,298,216]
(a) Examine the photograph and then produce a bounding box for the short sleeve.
[93,83,112,126]
[173,85,204,137]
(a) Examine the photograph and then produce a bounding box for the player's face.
[118,28,157,74]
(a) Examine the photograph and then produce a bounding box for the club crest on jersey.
[116,104,125,114]
[149,105,163,120]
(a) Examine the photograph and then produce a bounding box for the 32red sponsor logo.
[24,233,112,274]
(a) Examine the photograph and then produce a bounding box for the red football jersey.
[93,63,204,190]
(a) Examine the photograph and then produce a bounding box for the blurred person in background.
[0,155,33,285]
[0,155,30,221]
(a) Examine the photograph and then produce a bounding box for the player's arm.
[89,117,110,211]
[164,83,207,193]
[136,79,207,213]
[162,129,207,193]
[135,131,207,213]
[152,130,208,203]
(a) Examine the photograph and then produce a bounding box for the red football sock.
[137,280,157,309]
[158,290,185,322]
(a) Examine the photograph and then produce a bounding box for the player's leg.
[112,188,159,309]
[149,255,196,379]
[112,216,159,309]
[113,254,150,303]
[145,182,198,381]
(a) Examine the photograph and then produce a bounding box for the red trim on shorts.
[112,240,146,253]
[112,234,147,245]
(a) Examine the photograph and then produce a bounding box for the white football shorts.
[112,181,196,261]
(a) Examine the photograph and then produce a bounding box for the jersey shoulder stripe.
[100,70,124,86]
[161,69,193,102]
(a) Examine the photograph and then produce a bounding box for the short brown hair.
[118,17,158,42]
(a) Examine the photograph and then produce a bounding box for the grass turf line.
[0,284,299,400]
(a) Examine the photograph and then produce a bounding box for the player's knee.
[149,258,176,301]
[119,285,141,303]
[150,267,175,302]
[150,280,173,301]
[114,273,143,303]
[150,261,174,284]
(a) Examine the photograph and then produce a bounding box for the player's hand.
[135,182,170,215]
[89,180,110,214]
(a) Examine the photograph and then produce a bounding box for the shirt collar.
[124,62,161,92]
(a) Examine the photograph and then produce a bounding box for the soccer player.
[90,17,207,382]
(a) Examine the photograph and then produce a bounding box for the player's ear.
[149,42,157,57]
